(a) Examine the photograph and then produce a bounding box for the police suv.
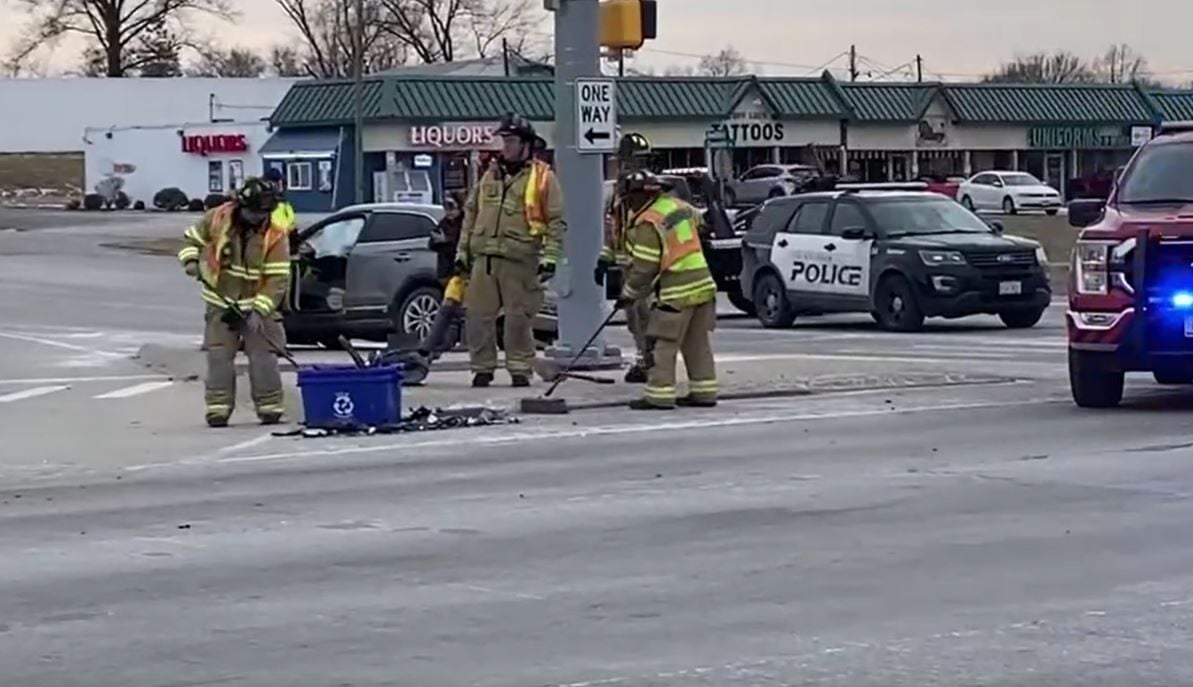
[739,184,1052,331]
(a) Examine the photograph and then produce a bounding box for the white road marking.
[0,374,169,386]
[119,397,1064,472]
[0,331,126,357]
[92,380,174,399]
[0,385,70,403]
[212,433,275,456]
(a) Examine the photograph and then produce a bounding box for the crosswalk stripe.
[93,381,175,399]
[0,385,70,403]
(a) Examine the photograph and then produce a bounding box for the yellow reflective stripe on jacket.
[200,287,254,310]
[262,261,291,276]
[252,293,278,314]
[669,251,707,272]
[178,246,200,262]
[630,243,661,263]
[658,276,716,302]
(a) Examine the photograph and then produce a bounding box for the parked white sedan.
[956,171,1062,215]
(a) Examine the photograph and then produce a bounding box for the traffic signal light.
[599,0,657,50]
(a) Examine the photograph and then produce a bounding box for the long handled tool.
[198,275,300,367]
[520,305,622,415]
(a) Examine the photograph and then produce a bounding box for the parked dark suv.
[284,203,557,350]
[1067,122,1193,407]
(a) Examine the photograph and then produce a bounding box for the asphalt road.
[6,208,1193,686]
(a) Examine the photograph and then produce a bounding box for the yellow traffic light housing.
[600,0,657,50]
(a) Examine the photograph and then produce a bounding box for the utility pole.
[502,38,510,76]
[548,0,618,367]
[915,54,923,83]
[351,0,364,204]
[849,44,858,82]
[618,50,625,77]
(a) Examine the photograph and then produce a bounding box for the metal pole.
[549,0,617,367]
[352,0,365,204]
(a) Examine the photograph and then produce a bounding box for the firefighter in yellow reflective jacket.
[263,167,297,233]
[455,112,565,388]
[177,177,292,427]
[598,132,654,383]
[616,170,718,410]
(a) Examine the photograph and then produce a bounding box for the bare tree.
[661,64,696,77]
[190,46,268,77]
[1094,43,1152,84]
[6,0,232,77]
[983,51,1096,84]
[376,0,540,64]
[273,0,409,77]
[269,46,308,77]
[697,46,748,77]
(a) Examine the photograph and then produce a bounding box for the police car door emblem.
[332,392,355,419]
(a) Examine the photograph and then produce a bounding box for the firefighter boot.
[206,413,230,428]
[472,372,494,388]
[511,373,531,388]
[676,396,718,408]
[624,362,647,384]
[628,399,672,411]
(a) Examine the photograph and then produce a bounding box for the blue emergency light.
[1172,292,1193,308]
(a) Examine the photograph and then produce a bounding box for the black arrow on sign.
[584,128,611,145]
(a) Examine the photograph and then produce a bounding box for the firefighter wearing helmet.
[177,177,291,426]
[598,131,656,383]
[455,112,565,388]
[614,169,718,410]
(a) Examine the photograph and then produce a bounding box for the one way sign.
[575,78,617,154]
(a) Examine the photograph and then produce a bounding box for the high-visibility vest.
[523,160,551,237]
[272,202,297,232]
[201,204,288,286]
[629,195,716,307]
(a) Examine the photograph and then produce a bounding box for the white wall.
[1,78,300,153]
[84,121,272,206]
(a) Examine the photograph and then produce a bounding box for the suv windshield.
[1118,144,1193,203]
[869,198,992,236]
[1002,173,1042,186]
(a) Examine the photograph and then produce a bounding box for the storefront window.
[732,148,773,176]
[227,160,244,191]
[287,161,313,191]
[208,161,223,193]
[442,154,469,194]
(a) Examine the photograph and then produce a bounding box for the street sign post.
[575,78,617,154]
[547,0,621,369]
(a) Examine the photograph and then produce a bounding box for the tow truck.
[1067,121,1193,407]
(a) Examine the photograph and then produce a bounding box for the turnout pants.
[642,300,717,408]
[203,311,286,421]
[465,255,542,376]
[624,295,653,362]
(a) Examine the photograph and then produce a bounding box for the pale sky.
[1,0,1190,84]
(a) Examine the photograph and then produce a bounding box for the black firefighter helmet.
[495,112,538,142]
[617,169,672,198]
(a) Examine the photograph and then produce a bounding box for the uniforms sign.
[575,78,617,154]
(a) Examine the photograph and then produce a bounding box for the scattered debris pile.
[273,405,519,439]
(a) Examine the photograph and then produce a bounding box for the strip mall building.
[261,73,1193,212]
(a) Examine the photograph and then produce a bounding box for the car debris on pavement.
[272,405,519,439]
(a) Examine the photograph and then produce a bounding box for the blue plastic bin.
[297,364,403,428]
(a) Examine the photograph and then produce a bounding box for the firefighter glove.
[183,261,199,278]
[220,308,244,327]
[537,261,556,283]
[594,257,611,286]
[453,256,470,277]
[614,295,636,310]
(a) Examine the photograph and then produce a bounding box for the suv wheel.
[999,308,1045,329]
[961,195,975,211]
[391,285,442,348]
[753,272,795,328]
[1069,349,1124,408]
[767,187,785,199]
[874,275,925,332]
[726,284,756,316]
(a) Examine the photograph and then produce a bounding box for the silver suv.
[283,202,557,350]
[726,164,819,207]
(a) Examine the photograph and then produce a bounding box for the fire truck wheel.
[1069,350,1124,408]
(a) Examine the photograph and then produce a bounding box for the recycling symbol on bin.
[332,392,355,419]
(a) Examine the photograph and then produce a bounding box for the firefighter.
[455,112,565,388]
[615,169,718,410]
[177,177,291,427]
[598,132,654,383]
[263,167,297,233]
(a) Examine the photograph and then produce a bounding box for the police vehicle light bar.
[1172,291,1193,308]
